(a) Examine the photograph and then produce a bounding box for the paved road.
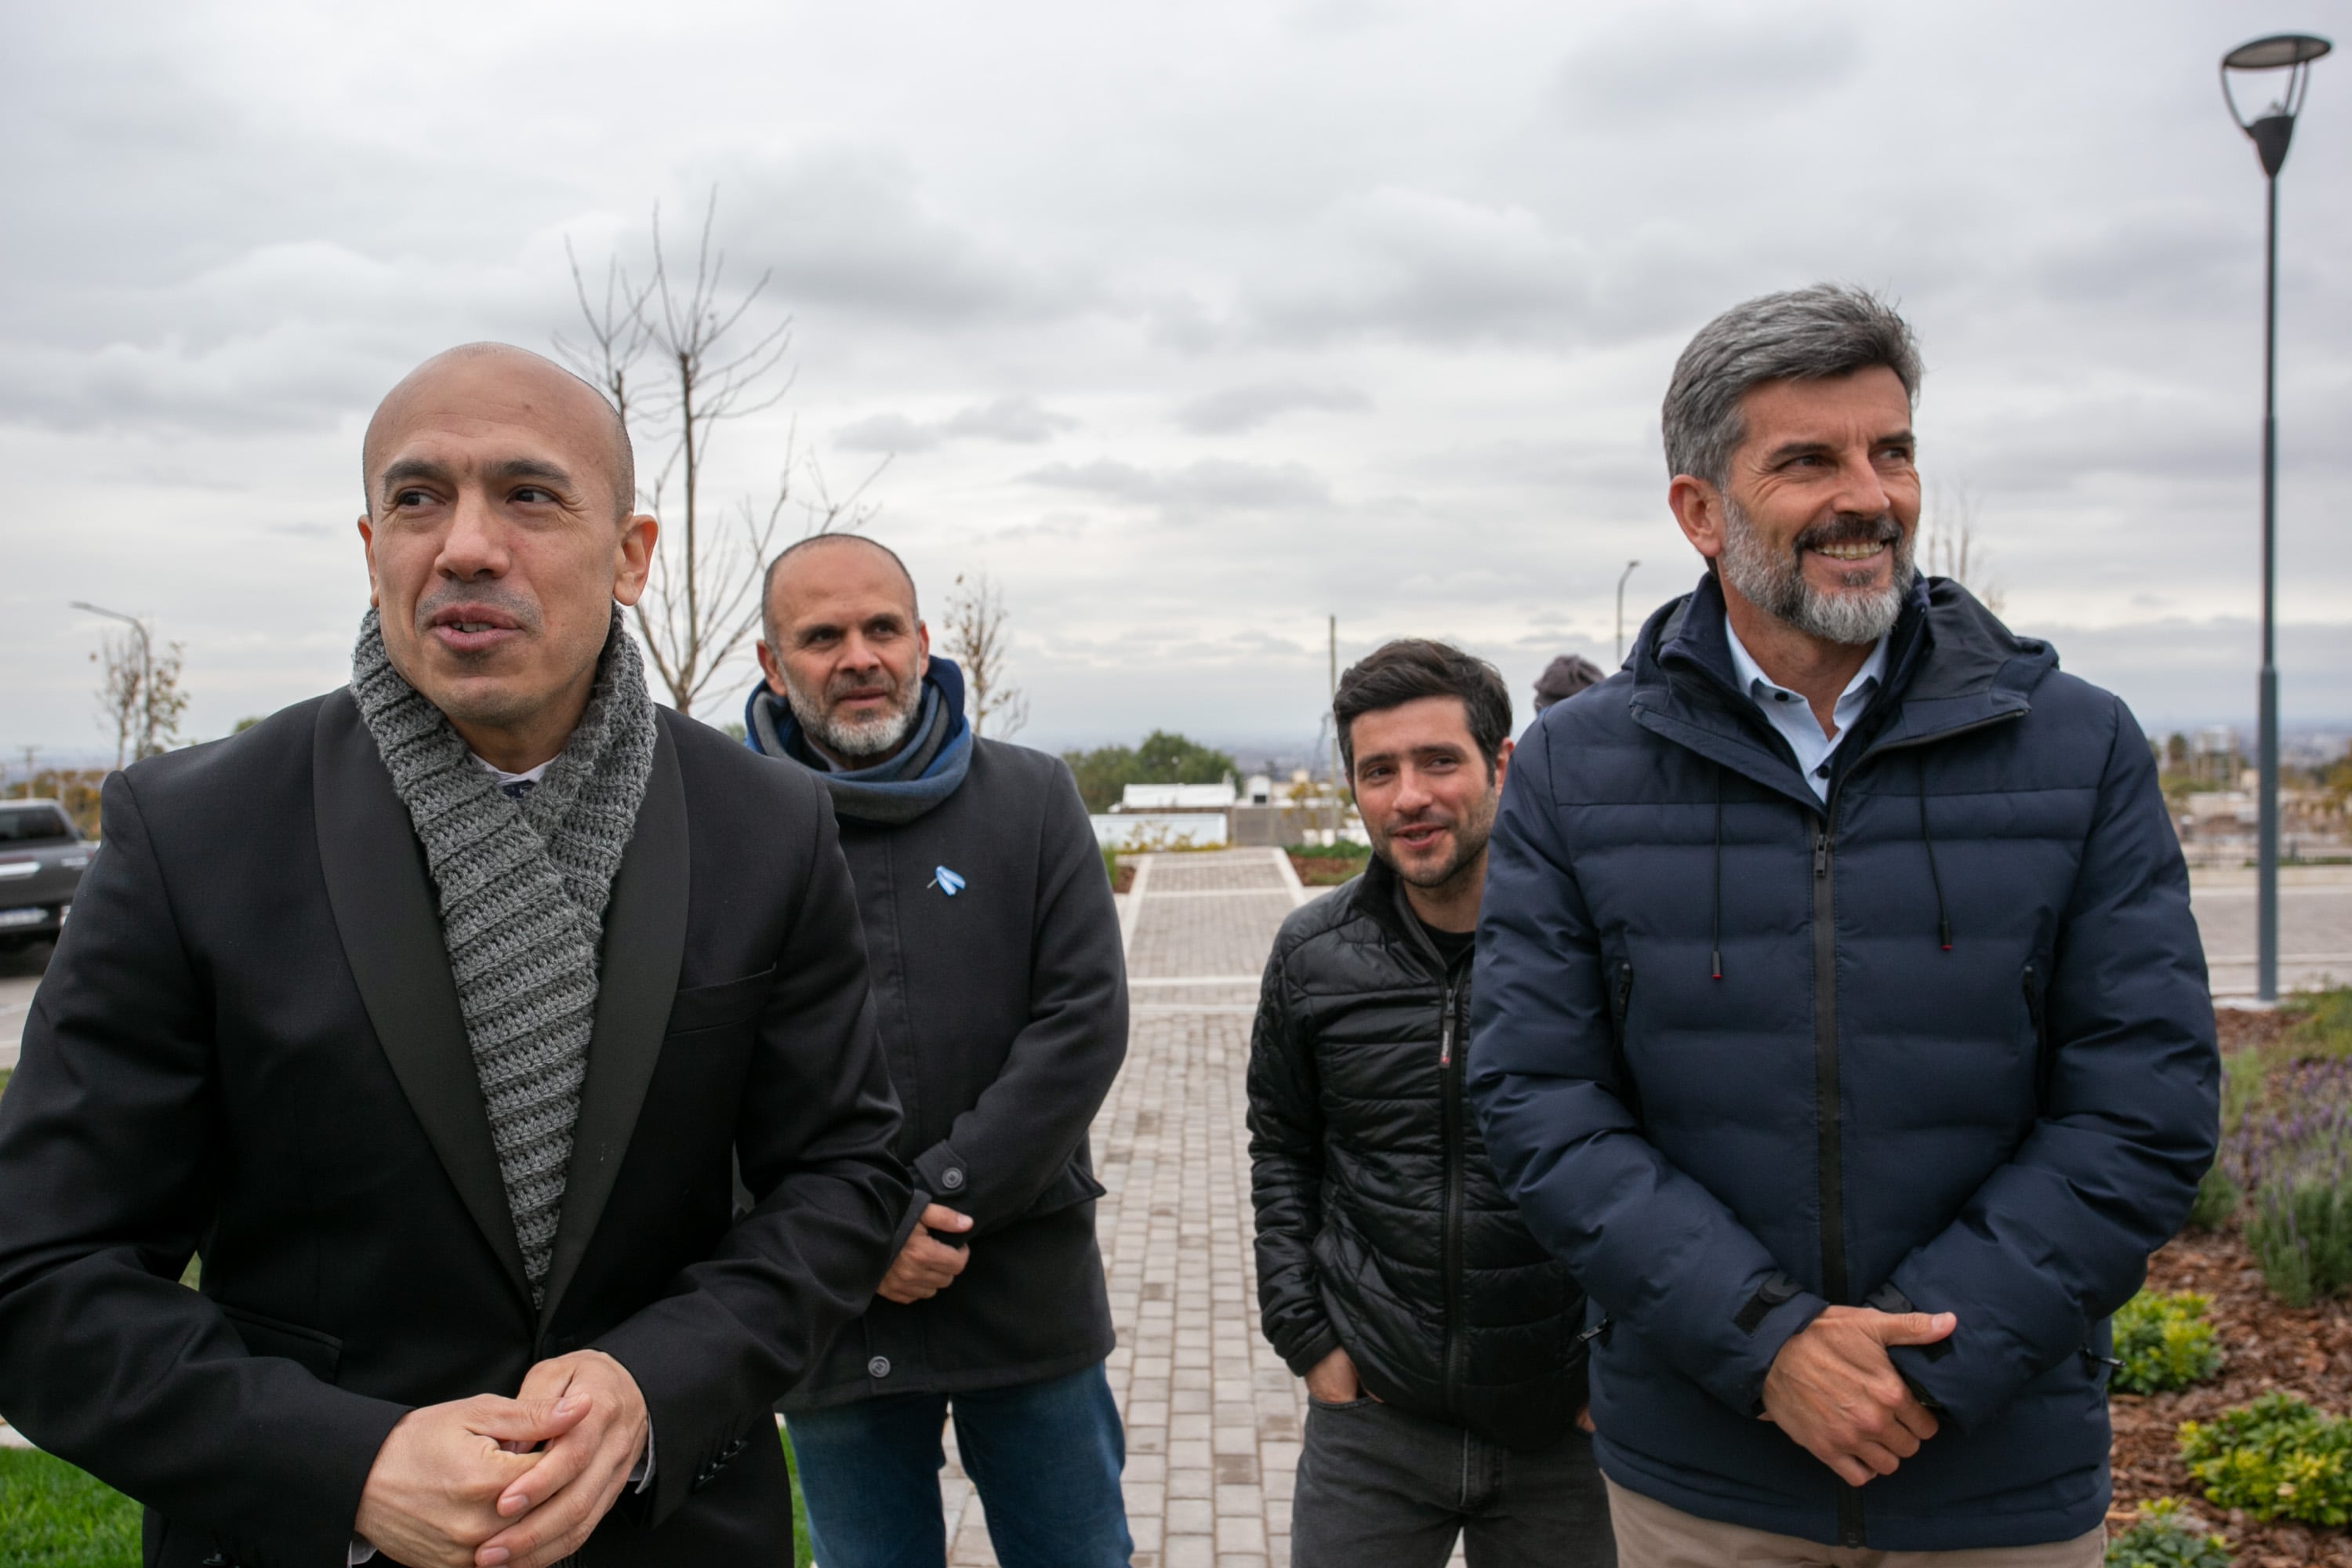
[2187,866,2352,997]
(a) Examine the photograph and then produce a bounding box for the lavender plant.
[2231,1059,2352,1306]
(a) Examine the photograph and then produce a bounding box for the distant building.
[1116,781,1239,812]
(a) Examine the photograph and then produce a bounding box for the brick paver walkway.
[926,849,1343,1568]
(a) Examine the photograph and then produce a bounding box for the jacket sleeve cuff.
[888,1189,931,1257]
[1710,1283,1828,1416]
[1279,1323,1344,1380]
[910,1142,973,1215]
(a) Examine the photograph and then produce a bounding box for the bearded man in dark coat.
[742,535,1131,1568]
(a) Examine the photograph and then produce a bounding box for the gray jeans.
[1290,1397,1617,1568]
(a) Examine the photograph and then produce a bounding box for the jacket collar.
[1348,850,1468,980]
[1628,569,2049,807]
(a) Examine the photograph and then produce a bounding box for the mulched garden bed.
[2108,1004,2346,1566]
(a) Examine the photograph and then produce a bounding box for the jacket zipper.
[2024,963,2052,1110]
[1439,978,1468,1423]
[1811,800,1864,1549]
[1668,656,2027,1552]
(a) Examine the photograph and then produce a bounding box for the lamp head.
[2221,34,2332,177]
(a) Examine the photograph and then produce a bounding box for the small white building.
[1116,781,1238,812]
[1091,812,1230,850]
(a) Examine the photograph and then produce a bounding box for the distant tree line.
[1062,731,1237,815]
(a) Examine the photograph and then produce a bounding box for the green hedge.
[0,1449,141,1568]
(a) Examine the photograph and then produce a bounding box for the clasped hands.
[354,1349,648,1568]
[1761,1305,1957,1486]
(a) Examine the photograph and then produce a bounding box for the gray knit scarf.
[350,606,657,1303]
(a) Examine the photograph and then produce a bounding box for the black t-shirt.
[1416,914,1475,970]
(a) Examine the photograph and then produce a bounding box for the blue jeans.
[786,1362,1132,1568]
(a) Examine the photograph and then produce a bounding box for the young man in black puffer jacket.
[1248,639,1613,1567]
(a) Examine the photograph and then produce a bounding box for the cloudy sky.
[4,0,2347,768]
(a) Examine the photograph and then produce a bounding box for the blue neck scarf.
[742,658,975,824]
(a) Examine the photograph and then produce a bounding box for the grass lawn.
[782,1422,815,1568]
[0,1068,12,1101]
[0,1450,141,1568]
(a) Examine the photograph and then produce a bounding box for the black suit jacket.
[0,691,909,1568]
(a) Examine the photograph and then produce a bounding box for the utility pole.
[73,601,155,762]
[1615,561,1641,666]
[1327,615,1342,840]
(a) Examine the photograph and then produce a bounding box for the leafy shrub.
[2103,1498,2231,1567]
[2187,1163,2239,1231]
[2110,1291,2223,1394]
[2179,1392,2352,1526]
[2291,989,2352,1058]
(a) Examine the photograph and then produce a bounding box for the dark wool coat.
[0,695,909,1568]
[1469,574,2218,1552]
[1249,855,1586,1451]
[779,738,1129,1406]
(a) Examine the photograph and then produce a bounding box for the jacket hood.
[1636,570,2055,717]
[1624,570,2056,808]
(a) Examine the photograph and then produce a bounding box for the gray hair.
[1661,284,1922,488]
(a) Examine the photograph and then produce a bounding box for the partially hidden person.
[744,534,1132,1568]
[1250,638,1614,1568]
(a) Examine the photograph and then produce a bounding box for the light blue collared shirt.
[1723,616,1889,802]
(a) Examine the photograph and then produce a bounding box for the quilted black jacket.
[1247,855,1584,1450]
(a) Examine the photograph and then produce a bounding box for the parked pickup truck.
[0,799,91,949]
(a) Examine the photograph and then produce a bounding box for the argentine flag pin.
[930,866,967,896]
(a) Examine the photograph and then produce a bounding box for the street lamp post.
[1615,560,1640,666]
[2220,33,2331,1004]
[71,601,154,766]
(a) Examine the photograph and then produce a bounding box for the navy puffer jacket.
[1468,573,2218,1552]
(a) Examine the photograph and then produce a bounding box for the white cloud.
[837,396,1080,452]
[1176,381,1374,434]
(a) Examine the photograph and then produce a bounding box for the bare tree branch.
[561,189,891,717]
[1920,481,2003,616]
[938,572,1027,739]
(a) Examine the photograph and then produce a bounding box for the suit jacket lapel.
[537,718,690,1330]
[312,691,534,1306]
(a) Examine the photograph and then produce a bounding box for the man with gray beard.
[1469,285,2216,1565]
[741,535,1132,1568]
